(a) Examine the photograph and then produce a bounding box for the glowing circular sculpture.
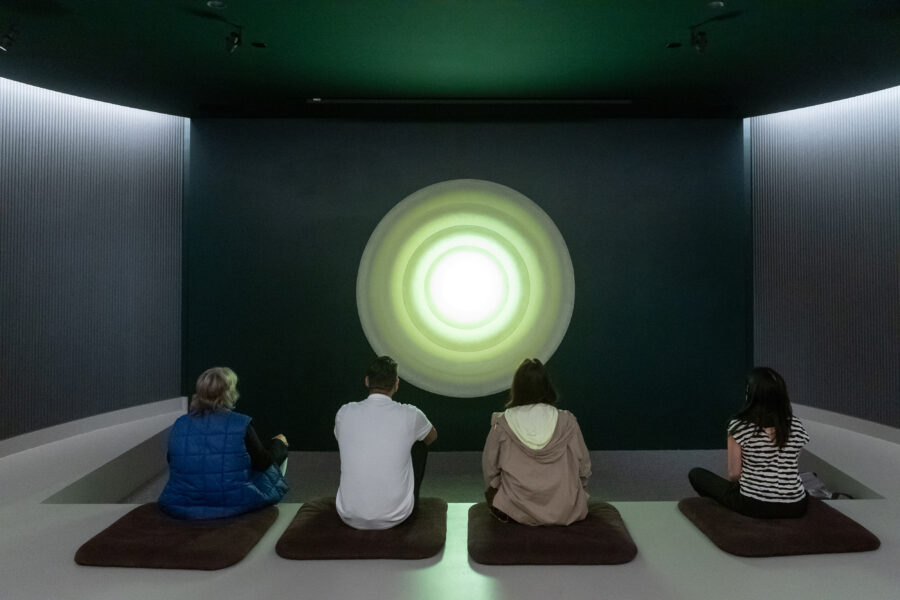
[357,179,575,397]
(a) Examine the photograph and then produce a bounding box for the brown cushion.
[467,501,638,565]
[678,496,881,557]
[275,497,447,560]
[74,503,278,570]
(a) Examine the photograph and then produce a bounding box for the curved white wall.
[750,86,900,427]
[0,78,184,440]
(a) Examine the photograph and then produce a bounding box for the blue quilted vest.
[158,410,288,520]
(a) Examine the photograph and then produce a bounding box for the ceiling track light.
[304,98,634,106]
[667,10,742,54]
[227,27,242,53]
[0,27,17,52]
[690,28,708,53]
[187,5,259,54]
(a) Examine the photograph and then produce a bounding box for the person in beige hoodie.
[481,358,592,525]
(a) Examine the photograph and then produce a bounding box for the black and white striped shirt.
[728,416,809,503]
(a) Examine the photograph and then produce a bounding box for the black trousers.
[688,467,808,519]
[484,486,511,522]
[411,440,429,505]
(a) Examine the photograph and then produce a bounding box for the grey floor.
[2,405,897,600]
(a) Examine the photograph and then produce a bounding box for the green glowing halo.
[356,179,575,398]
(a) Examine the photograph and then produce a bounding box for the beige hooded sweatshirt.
[482,408,591,525]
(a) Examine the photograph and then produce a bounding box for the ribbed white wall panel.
[749,86,900,427]
[0,78,184,440]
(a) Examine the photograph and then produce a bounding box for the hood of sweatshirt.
[493,408,578,464]
[504,404,558,449]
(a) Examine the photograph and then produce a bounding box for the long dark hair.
[734,367,793,448]
[505,358,558,409]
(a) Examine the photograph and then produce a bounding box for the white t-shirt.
[334,393,433,529]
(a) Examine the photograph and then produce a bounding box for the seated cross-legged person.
[688,367,810,519]
[482,358,592,525]
[334,356,438,530]
[159,366,289,520]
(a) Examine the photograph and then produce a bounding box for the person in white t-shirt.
[334,356,438,529]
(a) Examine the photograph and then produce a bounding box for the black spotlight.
[0,28,17,52]
[227,29,241,53]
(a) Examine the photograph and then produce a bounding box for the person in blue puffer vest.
[158,366,289,519]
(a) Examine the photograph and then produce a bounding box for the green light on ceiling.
[357,179,575,397]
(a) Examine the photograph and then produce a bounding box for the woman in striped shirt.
[688,367,809,518]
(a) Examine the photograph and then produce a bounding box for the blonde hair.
[189,367,239,414]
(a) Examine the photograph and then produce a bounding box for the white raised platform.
[0,405,897,600]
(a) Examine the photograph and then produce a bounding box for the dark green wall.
[185,119,749,451]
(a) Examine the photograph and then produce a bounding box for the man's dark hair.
[367,356,398,392]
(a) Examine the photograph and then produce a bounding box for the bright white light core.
[427,248,507,327]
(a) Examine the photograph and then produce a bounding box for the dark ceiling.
[1,0,898,119]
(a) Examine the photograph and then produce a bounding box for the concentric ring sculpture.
[356,179,575,397]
